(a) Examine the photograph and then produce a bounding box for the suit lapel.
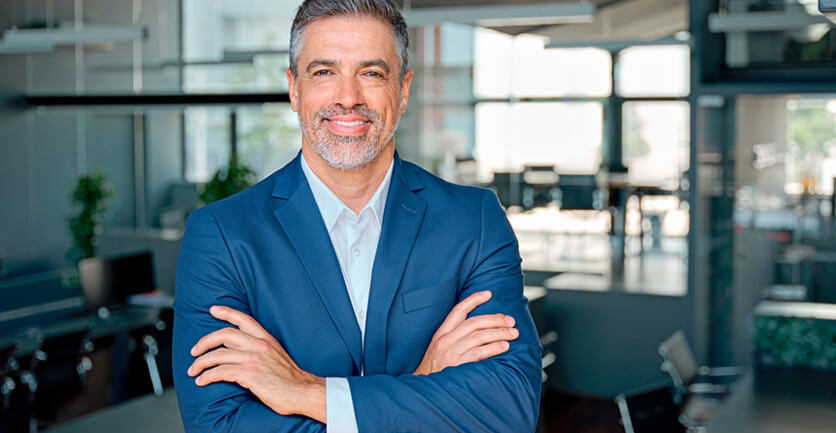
[364,155,426,375]
[270,155,363,372]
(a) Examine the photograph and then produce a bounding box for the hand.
[413,291,518,376]
[188,305,326,423]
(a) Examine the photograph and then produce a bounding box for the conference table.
[44,389,183,433]
[707,368,836,433]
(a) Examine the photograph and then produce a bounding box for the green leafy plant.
[199,155,257,205]
[753,315,836,370]
[67,169,115,263]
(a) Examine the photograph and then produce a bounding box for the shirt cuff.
[326,377,359,433]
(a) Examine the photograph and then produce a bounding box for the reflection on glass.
[622,101,690,186]
[475,102,603,182]
[183,0,294,93]
[786,98,836,195]
[237,104,302,180]
[617,45,689,97]
[185,107,230,183]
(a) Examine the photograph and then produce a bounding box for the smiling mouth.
[327,119,369,127]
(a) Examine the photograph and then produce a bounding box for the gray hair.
[289,0,410,82]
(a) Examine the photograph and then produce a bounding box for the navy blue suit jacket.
[172,152,542,432]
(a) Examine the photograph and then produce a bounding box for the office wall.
[0,0,181,276]
[544,291,691,397]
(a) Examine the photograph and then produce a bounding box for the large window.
[617,45,690,97]
[475,102,603,181]
[237,104,301,180]
[622,101,690,186]
[184,107,231,183]
[473,29,611,178]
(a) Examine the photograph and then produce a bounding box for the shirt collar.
[300,153,394,232]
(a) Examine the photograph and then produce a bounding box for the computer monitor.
[79,251,156,310]
[106,251,156,303]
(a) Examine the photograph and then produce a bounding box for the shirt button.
[359,310,365,320]
[353,248,360,257]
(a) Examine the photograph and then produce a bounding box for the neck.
[301,142,394,214]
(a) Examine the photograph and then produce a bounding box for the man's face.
[288,15,412,171]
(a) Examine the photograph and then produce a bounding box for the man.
[172,0,542,431]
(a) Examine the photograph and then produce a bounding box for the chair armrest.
[698,366,744,376]
[688,382,732,395]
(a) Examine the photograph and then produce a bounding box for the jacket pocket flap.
[402,278,457,313]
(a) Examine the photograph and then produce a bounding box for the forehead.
[298,15,399,64]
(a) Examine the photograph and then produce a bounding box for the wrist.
[299,375,327,423]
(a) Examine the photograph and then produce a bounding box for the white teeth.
[332,120,365,127]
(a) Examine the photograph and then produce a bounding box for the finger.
[453,327,519,357]
[210,306,278,345]
[188,347,247,377]
[446,313,514,343]
[191,327,257,357]
[195,364,244,387]
[458,341,511,365]
[435,291,492,336]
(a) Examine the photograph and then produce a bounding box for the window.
[237,104,301,180]
[183,0,294,93]
[622,101,690,185]
[785,98,836,195]
[617,45,690,97]
[184,107,231,183]
[475,102,603,181]
[474,30,611,98]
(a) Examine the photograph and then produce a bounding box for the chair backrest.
[491,172,524,208]
[615,382,684,433]
[557,175,600,210]
[658,330,699,392]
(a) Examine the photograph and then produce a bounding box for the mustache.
[317,105,380,123]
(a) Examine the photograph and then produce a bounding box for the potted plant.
[67,169,115,263]
[199,155,257,205]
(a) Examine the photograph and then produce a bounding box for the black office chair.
[31,330,94,426]
[127,326,163,397]
[126,307,175,398]
[615,381,684,433]
[535,331,559,433]
[490,172,525,208]
[0,345,19,433]
[522,165,559,210]
[3,346,39,433]
[556,174,601,211]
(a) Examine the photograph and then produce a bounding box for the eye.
[313,69,333,77]
[363,70,384,79]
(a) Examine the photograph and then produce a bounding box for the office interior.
[1,0,835,432]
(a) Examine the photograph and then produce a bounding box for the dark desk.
[0,306,163,356]
[708,369,836,433]
[44,388,183,433]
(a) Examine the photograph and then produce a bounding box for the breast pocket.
[401,277,458,313]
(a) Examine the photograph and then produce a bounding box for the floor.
[541,389,624,433]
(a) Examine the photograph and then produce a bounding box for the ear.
[286,68,299,112]
[399,69,413,115]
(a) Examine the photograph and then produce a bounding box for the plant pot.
[78,257,107,308]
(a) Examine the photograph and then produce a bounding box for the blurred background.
[1,0,835,432]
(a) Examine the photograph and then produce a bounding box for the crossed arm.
[173,191,542,432]
[186,291,517,423]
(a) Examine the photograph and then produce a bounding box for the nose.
[333,74,364,109]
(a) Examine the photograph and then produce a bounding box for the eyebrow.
[305,58,391,74]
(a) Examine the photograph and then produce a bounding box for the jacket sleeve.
[172,207,326,433]
[346,190,543,432]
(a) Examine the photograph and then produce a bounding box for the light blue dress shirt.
[300,154,394,433]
